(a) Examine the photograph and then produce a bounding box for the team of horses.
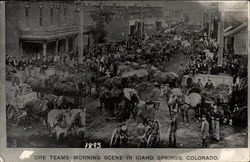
[20,78,238,143]
[22,95,86,142]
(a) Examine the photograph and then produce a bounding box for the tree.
[89,7,114,44]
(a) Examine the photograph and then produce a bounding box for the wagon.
[110,98,161,148]
[7,104,26,126]
[182,74,233,102]
[6,83,37,126]
[182,74,233,94]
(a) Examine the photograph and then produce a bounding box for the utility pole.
[140,6,144,37]
[217,2,224,67]
[201,9,204,30]
[78,1,83,63]
[208,9,211,38]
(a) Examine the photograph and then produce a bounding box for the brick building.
[6,1,163,59]
[6,1,79,59]
[224,11,248,56]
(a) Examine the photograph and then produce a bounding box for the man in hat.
[12,57,18,69]
[204,79,214,91]
[18,56,26,71]
[136,121,147,145]
[197,79,203,88]
[222,104,233,125]
[129,91,140,118]
[169,108,178,147]
[210,104,221,141]
[201,115,209,147]
[118,122,128,146]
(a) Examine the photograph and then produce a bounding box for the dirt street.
[6,55,247,148]
[7,91,247,148]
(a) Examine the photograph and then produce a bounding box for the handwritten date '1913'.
[85,142,101,148]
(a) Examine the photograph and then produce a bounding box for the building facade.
[6,1,163,58]
[6,1,79,59]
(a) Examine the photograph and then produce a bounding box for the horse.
[167,88,183,117]
[99,85,124,118]
[168,88,202,124]
[47,109,71,142]
[47,109,64,137]
[47,108,86,142]
[24,98,53,127]
[68,108,86,138]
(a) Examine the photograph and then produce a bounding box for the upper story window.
[64,5,67,25]
[25,4,30,17]
[74,3,80,12]
[50,4,54,25]
[56,5,61,26]
[39,4,43,26]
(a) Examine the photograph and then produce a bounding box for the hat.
[147,119,153,122]
[121,125,127,131]
[154,82,159,86]
[171,109,177,113]
[201,114,206,118]
[120,122,126,127]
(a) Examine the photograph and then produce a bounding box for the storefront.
[224,22,247,66]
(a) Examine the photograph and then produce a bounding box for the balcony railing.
[20,26,79,40]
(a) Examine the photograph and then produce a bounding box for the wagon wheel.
[216,84,230,94]
[155,120,161,144]
[147,134,154,148]
[110,128,119,147]
[147,120,161,148]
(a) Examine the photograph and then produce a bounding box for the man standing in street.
[12,57,18,69]
[211,104,221,141]
[169,109,178,147]
[197,78,203,88]
[201,115,209,148]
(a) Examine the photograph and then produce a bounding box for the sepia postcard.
[0,0,249,161]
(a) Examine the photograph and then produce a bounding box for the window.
[50,5,54,24]
[25,4,30,17]
[64,5,67,25]
[75,4,80,12]
[57,5,60,26]
[39,4,43,26]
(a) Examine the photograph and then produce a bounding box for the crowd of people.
[6,53,78,73]
[6,29,247,84]
[6,23,247,148]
